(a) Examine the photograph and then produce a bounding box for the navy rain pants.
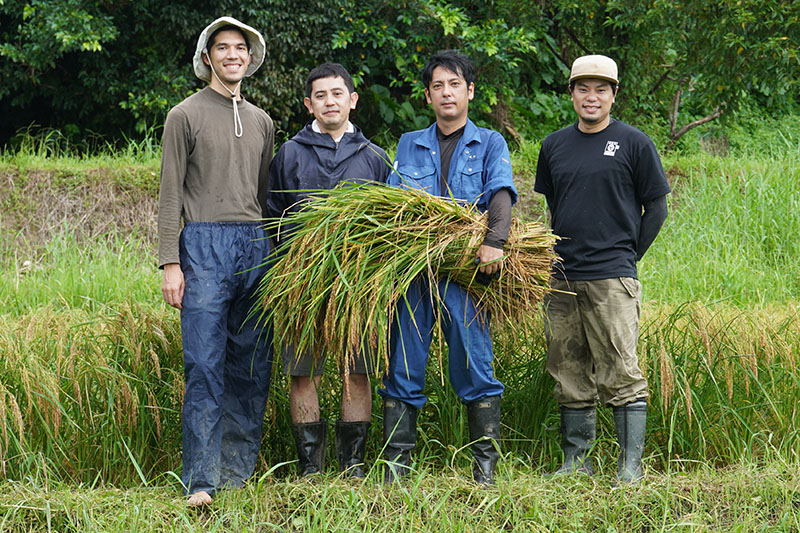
[179,222,273,496]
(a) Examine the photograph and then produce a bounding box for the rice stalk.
[253,182,558,372]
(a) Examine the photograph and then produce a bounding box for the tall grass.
[641,151,800,305]
[1,298,797,484]
[0,229,162,316]
[1,123,799,490]
[0,304,183,485]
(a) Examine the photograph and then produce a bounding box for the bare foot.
[187,491,212,507]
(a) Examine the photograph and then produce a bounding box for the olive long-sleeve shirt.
[157,87,274,267]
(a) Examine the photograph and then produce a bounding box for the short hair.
[421,50,475,89]
[305,63,356,98]
[569,79,618,93]
[206,25,250,52]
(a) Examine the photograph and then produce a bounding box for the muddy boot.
[335,420,369,478]
[614,400,646,483]
[292,419,328,477]
[467,395,502,485]
[552,405,595,476]
[382,398,417,483]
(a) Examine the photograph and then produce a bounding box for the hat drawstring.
[207,53,244,138]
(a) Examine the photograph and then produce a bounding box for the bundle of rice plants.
[253,182,558,377]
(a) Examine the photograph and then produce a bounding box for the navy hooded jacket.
[266,122,390,247]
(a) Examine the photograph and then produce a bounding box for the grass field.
[1,114,799,530]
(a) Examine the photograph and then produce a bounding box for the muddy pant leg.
[579,278,647,407]
[219,225,274,487]
[179,225,233,495]
[544,279,598,408]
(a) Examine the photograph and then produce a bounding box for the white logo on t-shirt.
[603,141,620,156]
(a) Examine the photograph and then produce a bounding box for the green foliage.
[332,0,566,138]
[0,0,352,145]
[541,0,800,141]
[0,0,199,143]
[1,0,797,146]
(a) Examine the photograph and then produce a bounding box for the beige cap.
[569,55,618,84]
[192,17,265,82]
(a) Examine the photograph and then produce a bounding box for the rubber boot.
[613,400,647,483]
[552,405,596,476]
[292,419,328,477]
[335,420,369,478]
[382,398,417,483]
[467,395,502,485]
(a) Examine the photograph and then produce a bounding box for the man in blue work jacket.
[380,50,517,485]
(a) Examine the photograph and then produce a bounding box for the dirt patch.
[0,166,158,248]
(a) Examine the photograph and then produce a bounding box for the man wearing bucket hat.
[158,16,274,506]
[534,55,670,483]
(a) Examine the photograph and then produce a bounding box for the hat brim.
[569,73,619,84]
[193,17,265,82]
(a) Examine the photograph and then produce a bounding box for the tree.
[331,0,570,141]
[542,0,800,145]
[1,0,797,147]
[0,0,351,146]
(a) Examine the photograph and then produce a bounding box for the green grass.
[1,462,798,531]
[641,151,800,305]
[0,229,162,315]
[1,116,800,529]
[1,267,798,485]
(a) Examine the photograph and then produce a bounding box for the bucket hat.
[569,55,618,84]
[193,17,265,82]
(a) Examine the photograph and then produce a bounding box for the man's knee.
[291,375,319,395]
[345,374,371,396]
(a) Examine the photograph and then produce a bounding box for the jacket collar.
[414,118,480,149]
[293,121,367,149]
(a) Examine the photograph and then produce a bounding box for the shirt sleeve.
[482,131,518,206]
[533,139,553,204]
[265,144,288,243]
[633,135,671,203]
[482,188,512,249]
[387,135,409,187]
[376,145,391,183]
[157,107,191,268]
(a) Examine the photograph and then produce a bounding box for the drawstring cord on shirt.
[205,51,244,138]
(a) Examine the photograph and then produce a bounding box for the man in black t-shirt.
[534,55,670,483]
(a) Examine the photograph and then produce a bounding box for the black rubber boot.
[382,398,417,483]
[613,400,647,483]
[335,420,369,478]
[467,395,502,485]
[292,419,328,477]
[552,405,596,476]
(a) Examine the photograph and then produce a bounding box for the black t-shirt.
[534,119,670,280]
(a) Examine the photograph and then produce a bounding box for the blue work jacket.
[389,119,517,211]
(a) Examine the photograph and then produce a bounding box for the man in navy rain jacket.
[267,63,390,478]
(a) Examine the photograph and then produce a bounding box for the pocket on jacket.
[396,164,437,194]
[451,163,484,204]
